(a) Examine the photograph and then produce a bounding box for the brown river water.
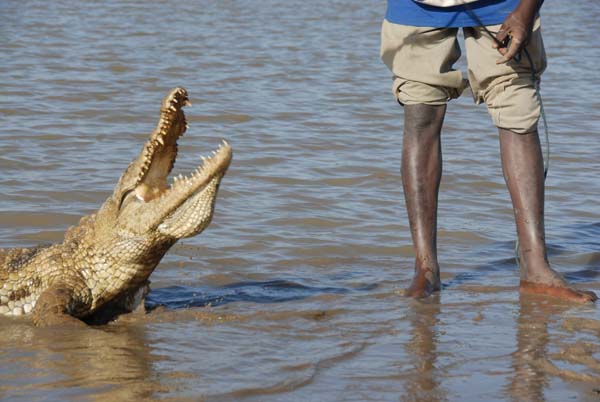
[1,1,600,401]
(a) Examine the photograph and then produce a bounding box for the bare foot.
[520,281,597,303]
[404,269,441,298]
[520,265,597,303]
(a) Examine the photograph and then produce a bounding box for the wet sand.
[1,0,600,400]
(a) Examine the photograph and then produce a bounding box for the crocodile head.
[104,87,232,243]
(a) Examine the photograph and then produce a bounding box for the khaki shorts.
[380,18,546,134]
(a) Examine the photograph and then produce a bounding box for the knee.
[404,104,446,136]
[485,77,541,134]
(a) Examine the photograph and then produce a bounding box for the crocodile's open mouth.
[116,88,231,238]
[131,88,232,207]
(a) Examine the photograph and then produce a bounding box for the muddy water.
[1,0,599,400]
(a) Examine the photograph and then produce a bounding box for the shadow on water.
[441,236,519,289]
[563,257,600,282]
[563,222,600,282]
[145,279,377,311]
[443,222,600,289]
[563,222,600,249]
[443,254,517,290]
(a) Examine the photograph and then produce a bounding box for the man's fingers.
[496,38,522,64]
[494,27,508,49]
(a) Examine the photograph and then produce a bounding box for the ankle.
[518,247,548,268]
[412,265,440,284]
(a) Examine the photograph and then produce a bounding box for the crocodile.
[0,87,232,326]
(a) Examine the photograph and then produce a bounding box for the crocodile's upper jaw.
[112,87,232,240]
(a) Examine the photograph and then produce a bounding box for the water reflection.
[402,297,445,402]
[400,294,581,402]
[0,321,162,401]
[508,295,568,402]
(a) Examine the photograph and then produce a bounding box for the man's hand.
[493,0,539,64]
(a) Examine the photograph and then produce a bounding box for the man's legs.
[402,104,446,298]
[499,128,597,302]
[381,21,463,298]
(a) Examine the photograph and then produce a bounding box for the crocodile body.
[0,88,232,325]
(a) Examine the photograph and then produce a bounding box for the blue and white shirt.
[385,0,521,27]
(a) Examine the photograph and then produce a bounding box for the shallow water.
[1,0,600,400]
